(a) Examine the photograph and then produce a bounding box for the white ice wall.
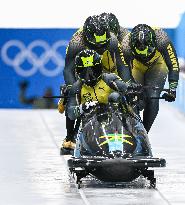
[0,0,185,28]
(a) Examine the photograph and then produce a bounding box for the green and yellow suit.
[121,28,179,132]
[67,73,128,120]
[64,28,133,87]
[62,28,133,142]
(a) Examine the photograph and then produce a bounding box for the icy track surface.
[0,102,185,205]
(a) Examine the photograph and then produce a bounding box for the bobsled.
[67,92,166,189]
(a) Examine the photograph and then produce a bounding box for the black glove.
[60,85,72,105]
[60,84,71,97]
[162,81,178,102]
[162,89,176,102]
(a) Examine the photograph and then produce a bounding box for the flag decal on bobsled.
[99,134,133,152]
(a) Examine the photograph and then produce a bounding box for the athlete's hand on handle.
[162,80,177,102]
[162,89,176,102]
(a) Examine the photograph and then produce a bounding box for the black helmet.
[100,13,120,36]
[83,15,111,47]
[75,49,102,86]
[130,24,156,59]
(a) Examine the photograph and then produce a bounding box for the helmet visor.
[134,44,155,57]
[76,64,102,85]
[86,31,110,46]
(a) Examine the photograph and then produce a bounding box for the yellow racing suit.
[120,28,179,132]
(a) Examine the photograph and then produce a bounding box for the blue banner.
[0,29,76,108]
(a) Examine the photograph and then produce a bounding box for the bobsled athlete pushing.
[65,49,166,188]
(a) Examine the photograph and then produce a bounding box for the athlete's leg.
[143,60,168,133]
[131,59,145,85]
[131,59,145,114]
[66,115,76,141]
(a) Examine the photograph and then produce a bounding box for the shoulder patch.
[71,29,84,43]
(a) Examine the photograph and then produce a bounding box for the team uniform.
[67,73,127,120]
[121,26,179,132]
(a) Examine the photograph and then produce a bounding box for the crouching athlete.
[121,24,179,133]
[66,49,150,156]
[67,49,128,120]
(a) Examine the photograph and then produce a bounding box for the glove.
[162,81,177,102]
[60,84,72,97]
[162,89,176,102]
[58,98,65,114]
[59,84,72,106]
[79,101,98,114]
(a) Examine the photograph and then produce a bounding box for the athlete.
[59,15,134,151]
[120,24,179,133]
[67,49,128,119]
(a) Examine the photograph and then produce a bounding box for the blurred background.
[0,0,185,110]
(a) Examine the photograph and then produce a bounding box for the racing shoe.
[60,139,76,155]
[133,135,150,156]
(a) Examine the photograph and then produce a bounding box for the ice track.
[0,102,185,205]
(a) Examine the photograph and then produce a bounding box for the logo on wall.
[1,40,68,77]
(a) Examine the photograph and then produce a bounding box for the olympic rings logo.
[1,40,68,77]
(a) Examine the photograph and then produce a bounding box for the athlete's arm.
[67,81,82,120]
[63,44,77,87]
[63,30,85,87]
[111,34,134,84]
[102,73,128,94]
[155,29,179,84]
